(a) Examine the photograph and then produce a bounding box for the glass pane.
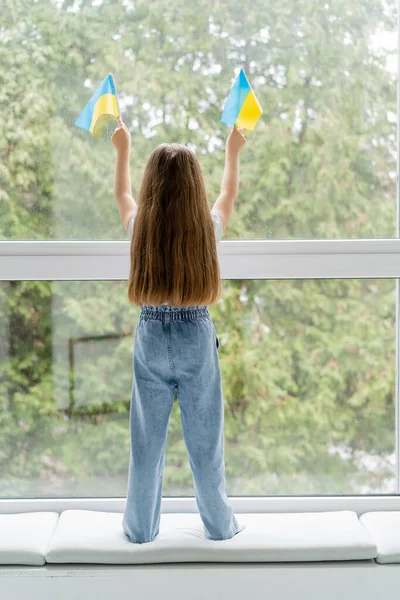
[0,279,395,497]
[1,0,396,240]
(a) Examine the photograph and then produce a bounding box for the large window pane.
[1,0,396,240]
[0,279,395,497]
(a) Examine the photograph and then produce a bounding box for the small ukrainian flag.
[221,69,263,131]
[75,74,120,139]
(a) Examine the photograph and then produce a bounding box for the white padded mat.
[360,512,400,564]
[45,510,377,564]
[0,512,59,565]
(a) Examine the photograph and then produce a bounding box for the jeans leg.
[174,319,239,541]
[123,321,175,544]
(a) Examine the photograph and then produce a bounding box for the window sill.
[1,495,400,516]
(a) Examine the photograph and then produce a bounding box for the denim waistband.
[140,305,210,322]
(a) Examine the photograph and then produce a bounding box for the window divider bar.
[1,239,400,256]
[0,239,400,281]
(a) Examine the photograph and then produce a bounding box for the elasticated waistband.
[140,305,210,322]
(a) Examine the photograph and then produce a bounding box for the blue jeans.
[123,305,239,543]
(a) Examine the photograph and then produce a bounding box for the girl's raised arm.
[212,126,247,231]
[111,118,137,233]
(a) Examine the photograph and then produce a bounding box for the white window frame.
[0,239,400,280]
[1,7,399,516]
[0,239,400,515]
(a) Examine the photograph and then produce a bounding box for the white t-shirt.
[128,210,223,243]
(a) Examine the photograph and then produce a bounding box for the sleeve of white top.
[128,211,223,242]
[128,214,135,238]
[210,210,223,243]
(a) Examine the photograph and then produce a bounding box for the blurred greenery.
[0,0,397,496]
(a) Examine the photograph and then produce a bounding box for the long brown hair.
[128,143,221,307]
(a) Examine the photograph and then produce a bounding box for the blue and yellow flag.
[221,69,262,131]
[75,74,120,139]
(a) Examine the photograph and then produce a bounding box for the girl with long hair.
[112,119,246,543]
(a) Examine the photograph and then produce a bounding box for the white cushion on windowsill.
[360,512,400,564]
[45,510,377,564]
[0,512,59,566]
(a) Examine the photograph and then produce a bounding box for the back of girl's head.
[128,143,221,306]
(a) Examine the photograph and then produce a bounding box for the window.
[0,277,395,497]
[1,0,396,240]
[0,0,399,510]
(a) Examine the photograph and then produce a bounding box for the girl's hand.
[226,126,247,157]
[111,117,131,154]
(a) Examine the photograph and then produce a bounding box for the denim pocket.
[210,320,219,350]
